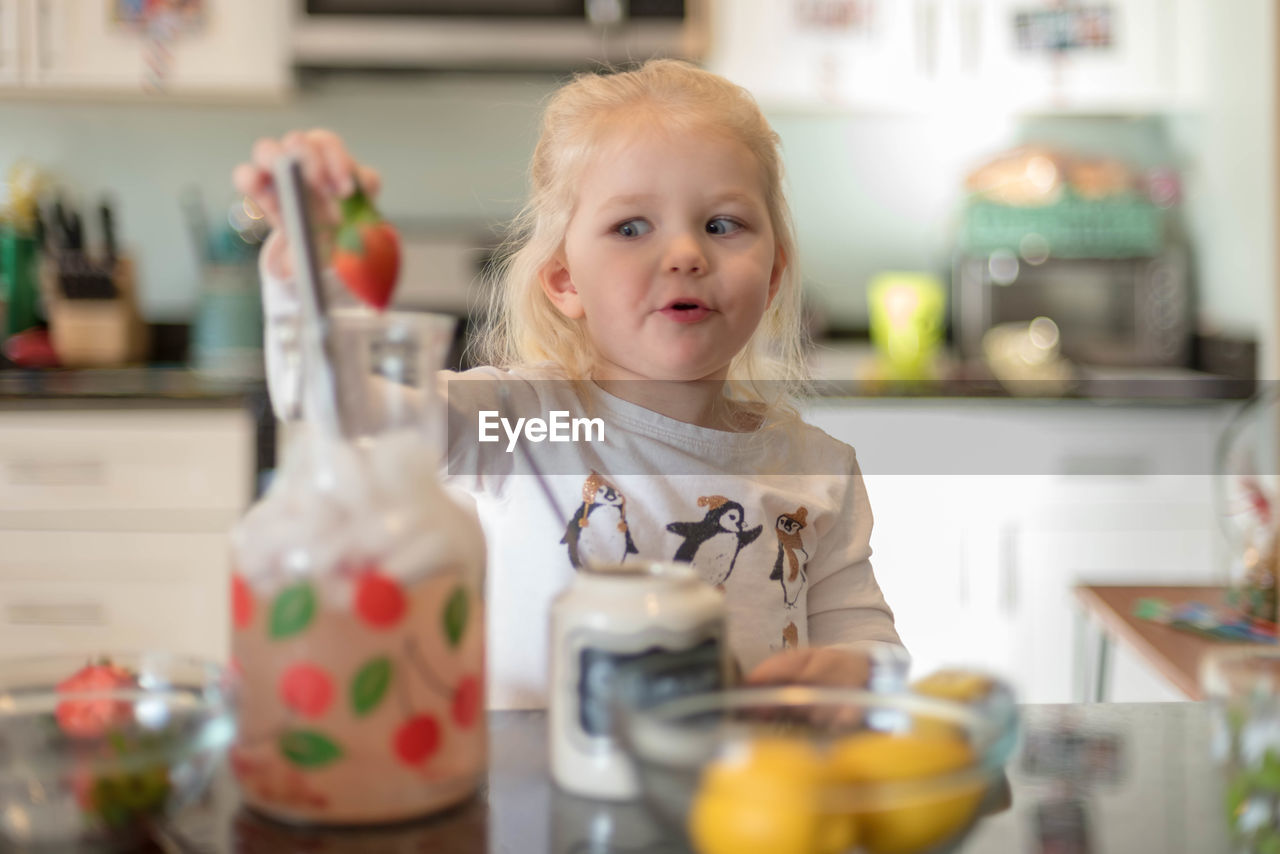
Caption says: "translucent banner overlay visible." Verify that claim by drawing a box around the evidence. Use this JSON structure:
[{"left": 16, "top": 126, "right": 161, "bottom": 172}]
[{"left": 444, "top": 378, "right": 1262, "bottom": 477}]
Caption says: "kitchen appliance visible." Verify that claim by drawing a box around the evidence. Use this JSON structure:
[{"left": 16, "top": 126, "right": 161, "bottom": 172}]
[
  {"left": 291, "top": 0, "right": 705, "bottom": 70},
  {"left": 952, "top": 246, "right": 1192, "bottom": 368}
]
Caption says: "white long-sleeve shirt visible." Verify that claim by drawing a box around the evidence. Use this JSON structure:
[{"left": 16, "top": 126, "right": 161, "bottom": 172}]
[{"left": 262, "top": 261, "right": 904, "bottom": 709}]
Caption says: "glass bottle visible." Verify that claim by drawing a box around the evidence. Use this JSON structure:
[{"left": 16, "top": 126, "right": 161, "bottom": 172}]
[{"left": 228, "top": 308, "right": 486, "bottom": 826}]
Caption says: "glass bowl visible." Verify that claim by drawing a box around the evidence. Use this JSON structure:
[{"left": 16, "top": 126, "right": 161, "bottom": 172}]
[
  {"left": 615, "top": 685, "right": 1018, "bottom": 854},
  {"left": 0, "top": 652, "right": 236, "bottom": 852}
]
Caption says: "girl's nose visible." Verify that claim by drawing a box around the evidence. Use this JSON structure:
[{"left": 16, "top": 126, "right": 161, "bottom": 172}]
[{"left": 663, "top": 232, "right": 708, "bottom": 275}]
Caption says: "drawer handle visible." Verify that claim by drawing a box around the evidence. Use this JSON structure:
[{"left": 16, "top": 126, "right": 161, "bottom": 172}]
[
  {"left": 6, "top": 459, "right": 105, "bottom": 486},
  {"left": 7, "top": 601, "right": 106, "bottom": 626}
]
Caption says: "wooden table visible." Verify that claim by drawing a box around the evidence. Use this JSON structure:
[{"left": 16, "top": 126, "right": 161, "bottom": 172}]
[{"left": 1073, "top": 584, "right": 1257, "bottom": 701}]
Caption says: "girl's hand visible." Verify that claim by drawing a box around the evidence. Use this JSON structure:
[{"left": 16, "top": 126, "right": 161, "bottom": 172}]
[
  {"left": 231, "top": 129, "right": 381, "bottom": 278},
  {"left": 745, "top": 647, "right": 871, "bottom": 689}
]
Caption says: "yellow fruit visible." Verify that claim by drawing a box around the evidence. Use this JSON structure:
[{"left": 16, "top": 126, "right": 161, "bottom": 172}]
[
  {"left": 688, "top": 738, "right": 834, "bottom": 854},
  {"left": 815, "top": 813, "right": 859, "bottom": 854},
  {"left": 827, "top": 731, "right": 983, "bottom": 854},
  {"left": 911, "top": 670, "right": 992, "bottom": 703}
]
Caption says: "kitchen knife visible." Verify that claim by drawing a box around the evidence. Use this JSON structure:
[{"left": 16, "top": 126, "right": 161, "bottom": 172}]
[
  {"left": 99, "top": 199, "right": 117, "bottom": 266},
  {"left": 66, "top": 209, "right": 83, "bottom": 252}
]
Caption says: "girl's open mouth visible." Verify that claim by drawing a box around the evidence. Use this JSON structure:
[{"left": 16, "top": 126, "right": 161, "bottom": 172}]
[{"left": 659, "top": 300, "right": 712, "bottom": 323}]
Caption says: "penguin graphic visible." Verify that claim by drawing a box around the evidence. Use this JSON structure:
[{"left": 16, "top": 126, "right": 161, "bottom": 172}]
[
  {"left": 561, "top": 471, "right": 638, "bottom": 569},
  {"left": 666, "top": 495, "right": 762, "bottom": 587},
  {"left": 770, "top": 506, "right": 809, "bottom": 607}
]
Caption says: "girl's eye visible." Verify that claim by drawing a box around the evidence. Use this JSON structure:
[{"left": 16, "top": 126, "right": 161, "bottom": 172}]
[
  {"left": 706, "top": 217, "right": 743, "bottom": 236},
  {"left": 614, "top": 219, "right": 651, "bottom": 238}
]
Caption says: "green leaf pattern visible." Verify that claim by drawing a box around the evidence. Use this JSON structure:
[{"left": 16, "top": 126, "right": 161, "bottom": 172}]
[
  {"left": 351, "top": 657, "right": 392, "bottom": 717},
  {"left": 443, "top": 586, "right": 468, "bottom": 648},
  {"left": 280, "top": 730, "right": 343, "bottom": 768},
  {"left": 269, "top": 583, "right": 316, "bottom": 640}
]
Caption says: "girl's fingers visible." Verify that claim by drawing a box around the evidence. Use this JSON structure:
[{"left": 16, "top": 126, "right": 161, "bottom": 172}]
[
  {"left": 356, "top": 165, "right": 382, "bottom": 199},
  {"left": 250, "top": 136, "right": 284, "bottom": 172},
  {"left": 238, "top": 130, "right": 378, "bottom": 240},
  {"left": 309, "top": 129, "right": 358, "bottom": 197},
  {"left": 744, "top": 650, "right": 808, "bottom": 685},
  {"left": 231, "top": 162, "right": 282, "bottom": 229}
]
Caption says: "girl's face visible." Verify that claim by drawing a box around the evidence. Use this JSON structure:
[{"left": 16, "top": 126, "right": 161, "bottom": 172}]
[{"left": 539, "top": 122, "right": 786, "bottom": 384}]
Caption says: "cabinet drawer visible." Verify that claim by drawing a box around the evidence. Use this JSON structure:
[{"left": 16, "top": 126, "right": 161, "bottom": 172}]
[
  {"left": 0, "top": 409, "right": 253, "bottom": 515},
  {"left": 0, "top": 529, "right": 230, "bottom": 662}
]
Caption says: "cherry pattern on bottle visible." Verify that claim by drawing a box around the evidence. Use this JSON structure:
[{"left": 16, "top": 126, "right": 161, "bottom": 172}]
[
  {"left": 279, "top": 663, "right": 335, "bottom": 719},
  {"left": 247, "top": 571, "right": 481, "bottom": 777},
  {"left": 354, "top": 569, "right": 407, "bottom": 629},
  {"left": 393, "top": 714, "right": 441, "bottom": 766},
  {"left": 231, "top": 572, "right": 255, "bottom": 629}
]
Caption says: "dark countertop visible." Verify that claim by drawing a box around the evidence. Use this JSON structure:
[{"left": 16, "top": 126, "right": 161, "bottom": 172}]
[
  {"left": 159, "top": 702, "right": 1227, "bottom": 854},
  {"left": 0, "top": 367, "right": 264, "bottom": 407},
  {"left": 807, "top": 343, "right": 1256, "bottom": 403}
]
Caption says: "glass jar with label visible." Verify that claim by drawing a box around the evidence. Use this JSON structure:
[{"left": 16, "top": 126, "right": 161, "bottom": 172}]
[
  {"left": 549, "top": 561, "right": 728, "bottom": 800},
  {"left": 229, "top": 309, "right": 487, "bottom": 826}
]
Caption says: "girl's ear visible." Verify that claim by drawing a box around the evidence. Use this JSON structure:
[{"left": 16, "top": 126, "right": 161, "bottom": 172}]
[
  {"left": 539, "top": 255, "right": 585, "bottom": 319},
  {"left": 765, "top": 242, "right": 788, "bottom": 308}
]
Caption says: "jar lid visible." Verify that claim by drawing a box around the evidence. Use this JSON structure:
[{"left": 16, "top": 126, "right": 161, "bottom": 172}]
[{"left": 580, "top": 560, "right": 698, "bottom": 582}]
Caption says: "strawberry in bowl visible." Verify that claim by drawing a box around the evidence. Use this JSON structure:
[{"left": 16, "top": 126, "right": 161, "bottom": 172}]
[
  {"left": 55, "top": 659, "right": 139, "bottom": 739},
  {"left": 0, "top": 653, "right": 235, "bottom": 849}
]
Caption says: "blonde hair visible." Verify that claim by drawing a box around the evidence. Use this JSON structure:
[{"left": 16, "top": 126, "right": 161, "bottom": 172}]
[{"left": 471, "top": 59, "right": 810, "bottom": 416}]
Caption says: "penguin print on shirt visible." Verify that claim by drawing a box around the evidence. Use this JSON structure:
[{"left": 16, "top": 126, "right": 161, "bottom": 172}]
[
  {"left": 770, "top": 507, "right": 809, "bottom": 608},
  {"left": 666, "top": 495, "right": 762, "bottom": 588},
  {"left": 560, "top": 471, "right": 638, "bottom": 569}
]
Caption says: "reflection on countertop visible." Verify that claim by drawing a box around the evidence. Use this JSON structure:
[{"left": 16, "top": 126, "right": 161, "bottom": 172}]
[
  {"left": 0, "top": 366, "right": 264, "bottom": 406},
  {"left": 807, "top": 341, "right": 1257, "bottom": 403}
]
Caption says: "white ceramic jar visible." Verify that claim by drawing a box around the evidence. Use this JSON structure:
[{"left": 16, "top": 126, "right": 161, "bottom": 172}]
[{"left": 548, "top": 561, "right": 728, "bottom": 800}]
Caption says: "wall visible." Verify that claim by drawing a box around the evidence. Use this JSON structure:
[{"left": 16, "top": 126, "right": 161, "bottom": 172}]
[
  {"left": 0, "top": 74, "right": 557, "bottom": 320},
  {"left": 1168, "top": 0, "right": 1276, "bottom": 376}
]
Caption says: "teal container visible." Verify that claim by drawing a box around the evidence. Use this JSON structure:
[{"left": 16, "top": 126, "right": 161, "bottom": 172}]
[
  {"left": 0, "top": 227, "right": 39, "bottom": 337},
  {"left": 958, "top": 191, "right": 1165, "bottom": 259},
  {"left": 191, "top": 263, "right": 263, "bottom": 378}
]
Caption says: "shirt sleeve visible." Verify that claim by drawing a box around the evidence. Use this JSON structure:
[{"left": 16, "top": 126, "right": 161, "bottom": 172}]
[{"left": 805, "top": 448, "right": 907, "bottom": 662}]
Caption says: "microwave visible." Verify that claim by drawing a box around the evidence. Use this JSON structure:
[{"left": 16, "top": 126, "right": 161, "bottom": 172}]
[
  {"left": 952, "top": 248, "right": 1193, "bottom": 368},
  {"left": 291, "top": 0, "right": 706, "bottom": 70}
]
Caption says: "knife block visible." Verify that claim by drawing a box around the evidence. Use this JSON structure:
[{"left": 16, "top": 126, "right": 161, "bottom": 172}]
[{"left": 41, "top": 254, "right": 148, "bottom": 367}]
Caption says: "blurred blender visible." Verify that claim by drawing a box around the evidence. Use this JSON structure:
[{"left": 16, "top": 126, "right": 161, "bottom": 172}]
[{"left": 867, "top": 271, "right": 945, "bottom": 381}]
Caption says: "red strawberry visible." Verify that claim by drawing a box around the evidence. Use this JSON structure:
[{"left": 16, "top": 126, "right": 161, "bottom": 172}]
[
  {"left": 333, "top": 185, "right": 400, "bottom": 310},
  {"left": 55, "top": 661, "right": 138, "bottom": 739}
]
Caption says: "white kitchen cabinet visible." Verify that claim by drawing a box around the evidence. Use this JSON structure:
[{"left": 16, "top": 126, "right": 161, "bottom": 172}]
[
  {"left": 707, "top": 0, "right": 927, "bottom": 111},
  {"left": 1, "top": 0, "right": 289, "bottom": 99},
  {"left": 0, "top": 406, "right": 254, "bottom": 663},
  {"left": 955, "top": 0, "right": 1203, "bottom": 113},
  {"left": 0, "top": 0, "right": 22, "bottom": 85},
  {"left": 709, "top": 0, "right": 1205, "bottom": 114},
  {"left": 804, "top": 398, "right": 1235, "bottom": 703}
]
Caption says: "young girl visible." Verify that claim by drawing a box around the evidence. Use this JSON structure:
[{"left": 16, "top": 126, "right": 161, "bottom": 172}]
[{"left": 234, "top": 59, "right": 905, "bottom": 709}]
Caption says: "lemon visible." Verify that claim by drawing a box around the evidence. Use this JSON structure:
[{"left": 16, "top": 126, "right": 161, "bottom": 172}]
[
  {"left": 689, "top": 738, "right": 843, "bottom": 854},
  {"left": 910, "top": 670, "right": 994, "bottom": 740},
  {"left": 911, "top": 670, "right": 993, "bottom": 703},
  {"left": 827, "top": 731, "right": 983, "bottom": 854}
]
